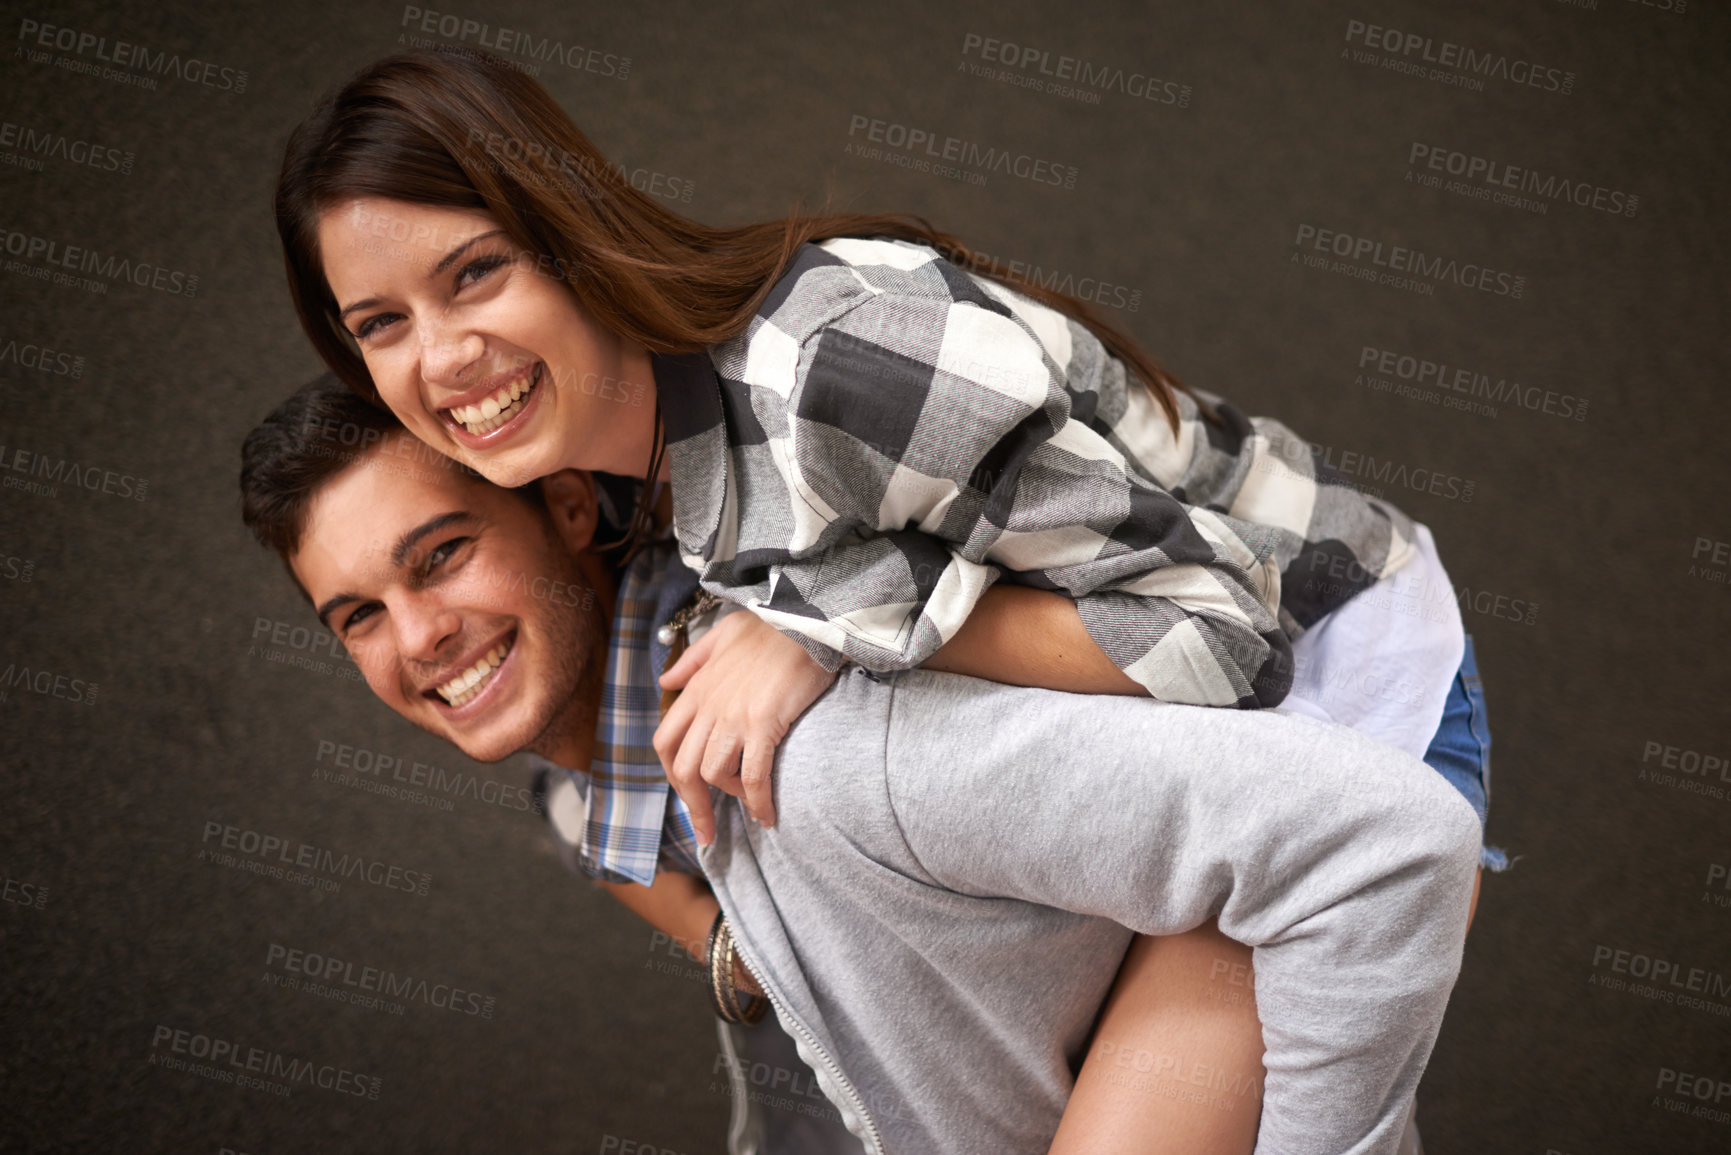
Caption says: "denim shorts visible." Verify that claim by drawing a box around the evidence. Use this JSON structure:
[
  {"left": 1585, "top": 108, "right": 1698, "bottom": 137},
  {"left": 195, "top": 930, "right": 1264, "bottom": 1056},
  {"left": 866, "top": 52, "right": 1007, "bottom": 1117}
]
[{"left": 1420, "top": 635, "right": 1510, "bottom": 872}]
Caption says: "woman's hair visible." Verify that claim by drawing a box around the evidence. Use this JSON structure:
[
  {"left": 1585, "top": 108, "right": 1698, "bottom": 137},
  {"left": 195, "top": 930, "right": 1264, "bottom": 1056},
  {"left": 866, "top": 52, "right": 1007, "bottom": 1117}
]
[{"left": 276, "top": 47, "right": 1206, "bottom": 432}]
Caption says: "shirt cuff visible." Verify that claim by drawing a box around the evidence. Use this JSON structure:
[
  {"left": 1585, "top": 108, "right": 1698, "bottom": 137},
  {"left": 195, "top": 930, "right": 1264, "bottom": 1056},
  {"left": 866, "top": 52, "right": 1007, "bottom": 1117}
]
[{"left": 788, "top": 631, "right": 847, "bottom": 673}]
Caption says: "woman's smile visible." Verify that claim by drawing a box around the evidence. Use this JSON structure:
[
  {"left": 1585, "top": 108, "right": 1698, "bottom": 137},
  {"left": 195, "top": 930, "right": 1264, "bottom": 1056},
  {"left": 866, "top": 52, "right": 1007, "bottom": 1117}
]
[
  {"left": 315, "top": 196, "right": 660, "bottom": 487},
  {"left": 440, "top": 359, "right": 545, "bottom": 443}
]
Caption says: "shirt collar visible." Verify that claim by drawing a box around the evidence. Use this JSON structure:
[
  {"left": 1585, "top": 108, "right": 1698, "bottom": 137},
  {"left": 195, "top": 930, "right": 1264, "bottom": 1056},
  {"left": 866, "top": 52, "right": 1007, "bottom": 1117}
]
[{"left": 528, "top": 539, "right": 690, "bottom": 885}]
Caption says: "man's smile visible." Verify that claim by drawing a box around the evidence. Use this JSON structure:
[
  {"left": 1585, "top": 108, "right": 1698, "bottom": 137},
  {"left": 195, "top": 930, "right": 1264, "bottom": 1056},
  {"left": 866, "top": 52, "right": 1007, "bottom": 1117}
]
[{"left": 424, "top": 629, "right": 518, "bottom": 710}]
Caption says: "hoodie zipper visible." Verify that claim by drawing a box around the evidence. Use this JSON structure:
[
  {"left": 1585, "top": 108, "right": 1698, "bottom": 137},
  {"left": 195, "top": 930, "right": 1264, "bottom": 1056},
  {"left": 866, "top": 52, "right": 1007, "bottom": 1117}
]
[{"left": 725, "top": 926, "right": 888, "bottom": 1155}]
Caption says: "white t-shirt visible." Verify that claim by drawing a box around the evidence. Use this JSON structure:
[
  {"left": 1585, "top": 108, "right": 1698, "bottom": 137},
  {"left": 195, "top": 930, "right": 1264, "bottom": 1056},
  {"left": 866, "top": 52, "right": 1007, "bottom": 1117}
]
[{"left": 1279, "top": 523, "right": 1464, "bottom": 760}]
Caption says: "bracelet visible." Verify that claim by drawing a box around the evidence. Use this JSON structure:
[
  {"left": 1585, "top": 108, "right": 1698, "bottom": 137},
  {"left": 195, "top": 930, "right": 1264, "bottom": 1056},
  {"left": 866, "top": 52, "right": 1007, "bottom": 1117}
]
[
  {"left": 705, "top": 910, "right": 768, "bottom": 1025},
  {"left": 705, "top": 909, "right": 733, "bottom": 1023},
  {"left": 656, "top": 590, "right": 722, "bottom": 647}
]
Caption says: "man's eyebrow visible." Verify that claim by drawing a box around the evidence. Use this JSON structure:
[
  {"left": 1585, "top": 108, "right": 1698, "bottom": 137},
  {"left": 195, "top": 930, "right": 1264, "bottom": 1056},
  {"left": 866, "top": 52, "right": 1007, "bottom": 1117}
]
[
  {"left": 312, "top": 510, "right": 478, "bottom": 630},
  {"left": 390, "top": 510, "right": 478, "bottom": 568},
  {"left": 335, "top": 230, "right": 506, "bottom": 321},
  {"left": 315, "top": 592, "right": 362, "bottom": 633}
]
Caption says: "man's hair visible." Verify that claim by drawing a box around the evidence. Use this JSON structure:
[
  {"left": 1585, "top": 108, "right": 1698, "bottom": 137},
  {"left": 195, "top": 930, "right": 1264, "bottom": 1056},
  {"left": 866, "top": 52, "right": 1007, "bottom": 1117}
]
[
  {"left": 240, "top": 374, "right": 631, "bottom": 563},
  {"left": 240, "top": 374, "right": 475, "bottom": 558}
]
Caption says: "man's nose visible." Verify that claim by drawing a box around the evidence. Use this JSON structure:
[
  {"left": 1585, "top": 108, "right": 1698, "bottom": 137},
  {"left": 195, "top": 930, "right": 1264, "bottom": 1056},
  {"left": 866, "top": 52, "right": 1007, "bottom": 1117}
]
[{"left": 393, "top": 593, "right": 462, "bottom": 664}]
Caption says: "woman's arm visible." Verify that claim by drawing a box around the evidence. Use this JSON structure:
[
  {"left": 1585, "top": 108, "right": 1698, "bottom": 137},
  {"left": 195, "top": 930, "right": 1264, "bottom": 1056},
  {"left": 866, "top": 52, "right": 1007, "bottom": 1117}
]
[
  {"left": 658, "top": 585, "right": 1135, "bottom": 839},
  {"left": 921, "top": 583, "right": 1143, "bottom": 695}
]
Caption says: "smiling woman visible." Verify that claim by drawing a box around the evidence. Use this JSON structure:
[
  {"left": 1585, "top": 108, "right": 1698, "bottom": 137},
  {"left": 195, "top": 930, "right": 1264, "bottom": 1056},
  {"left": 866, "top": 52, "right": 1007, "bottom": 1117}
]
[
  {"left": 313, "top": 200, "right": 657, "bottom": 489},
  {"left": 272, "top": 48, "right": 1197, "bottom": 528}
]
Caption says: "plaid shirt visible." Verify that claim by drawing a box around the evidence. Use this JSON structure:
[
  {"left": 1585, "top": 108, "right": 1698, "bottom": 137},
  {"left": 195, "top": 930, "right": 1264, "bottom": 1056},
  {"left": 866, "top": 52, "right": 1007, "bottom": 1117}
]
[
  {"left": 527, "top": 542, "right": 701, "bottom": 886},
  {"left": 656, "top": 236, "right": 1416, "bottom": 709}
]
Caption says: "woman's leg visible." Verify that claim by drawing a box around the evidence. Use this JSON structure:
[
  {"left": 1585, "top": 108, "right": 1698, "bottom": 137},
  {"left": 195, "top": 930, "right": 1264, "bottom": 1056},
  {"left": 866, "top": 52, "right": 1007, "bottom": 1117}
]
[
  {"left": 1050, "top": 923, "right": 1264, "bottom": 1155},
  {"left": 1051, "top": 867, "right": 1484, "bottom": 1155}
]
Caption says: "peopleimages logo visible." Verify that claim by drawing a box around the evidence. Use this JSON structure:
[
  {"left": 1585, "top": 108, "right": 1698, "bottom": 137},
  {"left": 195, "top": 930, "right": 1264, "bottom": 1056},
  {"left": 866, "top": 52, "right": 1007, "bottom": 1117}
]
[
  {"left": 0, "top": 335, "right": 83, "bottom": 377},
  {"left": 1407, "top": 143, "right": 1637, "bottom": 218},
  {"left": 397, "top": 6, "right": 629, "bottom": 79},
  {"left": 1357, "top": 345, "right": 1588, "bottom": 422},
  {"left": 0, "top": 444, "right": 148, "bottom": 501},
  {"left": 199, "top": 821, "right": 433, "bottom": 896},
  {"left": 1342, "top": 18, "right": 1575, "bottom": 94},
  {"left": 0, "top": 120, "right": 133, "bottom": 175},
  {"left": 149, "top": 1024, "right": 380, "bottom": 1100},
  {"left": 846, "top": 114, "right": 1078, "bottom": 189},
  {"left": 16, "top": 18, "right": 249, "bottom": 92},
  {"left": 1292, "top": 224, "right": 1524, "bottom": 300},
  {"left": 0, "top": 661, "right": 98, "bottom": 706},
  {"left": 264, "top": 941, "right": 497, "bottom": 1018},
  {"left": 0, "top": 227, "right": 196, "bottom": 296},
  {"left": 959, "top": 33, "right": 1191, "bottom": 108}
]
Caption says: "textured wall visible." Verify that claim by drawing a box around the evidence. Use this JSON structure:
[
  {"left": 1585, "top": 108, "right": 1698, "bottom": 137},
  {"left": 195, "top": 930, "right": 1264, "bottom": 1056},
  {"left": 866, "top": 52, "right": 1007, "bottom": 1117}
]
[{"left": 2, "top": 1, "right": 1727, "bottom": 1152}]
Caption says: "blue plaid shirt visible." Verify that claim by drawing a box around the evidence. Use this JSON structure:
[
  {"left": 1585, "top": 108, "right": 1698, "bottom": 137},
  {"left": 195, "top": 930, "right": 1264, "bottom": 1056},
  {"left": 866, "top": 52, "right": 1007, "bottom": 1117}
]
[{"left": 528, "top": 539, "right": 701, "bottom": 886}]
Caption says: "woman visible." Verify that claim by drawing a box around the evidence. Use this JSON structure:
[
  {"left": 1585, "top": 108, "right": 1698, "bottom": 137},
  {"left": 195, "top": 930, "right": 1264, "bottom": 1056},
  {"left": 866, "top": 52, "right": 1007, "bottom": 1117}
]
[{"left": 274, "top": 47, "right": 1502, "bottom": 1153}]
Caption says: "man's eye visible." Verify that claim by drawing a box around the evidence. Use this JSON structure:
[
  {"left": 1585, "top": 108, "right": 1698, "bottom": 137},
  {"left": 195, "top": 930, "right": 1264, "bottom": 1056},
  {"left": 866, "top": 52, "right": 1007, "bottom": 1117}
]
[
  {"left": 342, "top": 603, "right": 381, "bottom": 632},
  {"left": 425, "top": 537, "right": 470, "bottom": 571},
  {"left": 352, "top": 313, "right": 401, "bottom": 340},
  {"left": 455, "top": 254, "right": 507, "bottom": 290}
]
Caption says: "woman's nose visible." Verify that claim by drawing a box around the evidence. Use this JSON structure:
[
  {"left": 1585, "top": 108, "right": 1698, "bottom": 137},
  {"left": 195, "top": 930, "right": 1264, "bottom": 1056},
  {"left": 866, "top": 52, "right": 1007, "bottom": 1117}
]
[{"left": 418, "top": 310, "right": 483, "bottom": 388}]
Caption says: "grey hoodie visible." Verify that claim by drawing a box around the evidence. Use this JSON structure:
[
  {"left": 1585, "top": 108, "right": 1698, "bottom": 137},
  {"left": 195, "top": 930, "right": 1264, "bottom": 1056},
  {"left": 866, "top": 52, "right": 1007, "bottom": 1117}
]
[{"left": 700, "top": 666, "right": 1480, "bottom": 1155}]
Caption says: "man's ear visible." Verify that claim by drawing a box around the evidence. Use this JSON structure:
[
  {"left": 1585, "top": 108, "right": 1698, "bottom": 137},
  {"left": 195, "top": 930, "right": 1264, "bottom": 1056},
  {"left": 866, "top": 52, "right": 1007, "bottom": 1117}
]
[{"left": 540, "top": 469, "right": 600, "bottom": 554}]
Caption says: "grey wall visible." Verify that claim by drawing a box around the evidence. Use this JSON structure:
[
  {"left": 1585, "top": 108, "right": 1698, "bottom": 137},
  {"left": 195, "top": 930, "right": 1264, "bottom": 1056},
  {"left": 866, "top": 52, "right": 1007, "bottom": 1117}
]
[{"left": 2, "top": 1, "right": 1727, "bottom": 1152}]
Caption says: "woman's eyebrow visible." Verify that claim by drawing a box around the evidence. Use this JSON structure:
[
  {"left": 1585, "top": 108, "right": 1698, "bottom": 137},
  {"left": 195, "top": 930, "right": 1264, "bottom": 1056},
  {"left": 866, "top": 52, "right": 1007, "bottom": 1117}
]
[
  {"left": 338, "top": 296, "right": 380, "bottom": 322},
  {"left": 335, "top": 230, "right": 507, "bottom": 320},
  {"left": 431, "top": 229, "right": 506, "bottom": 276}
]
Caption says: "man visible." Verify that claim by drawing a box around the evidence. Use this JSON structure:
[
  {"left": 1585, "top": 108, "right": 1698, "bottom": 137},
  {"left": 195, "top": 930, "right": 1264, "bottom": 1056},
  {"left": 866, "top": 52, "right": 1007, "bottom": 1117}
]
[{"left": 240, "top": 378, "right": 1480, "bottom": 1155}]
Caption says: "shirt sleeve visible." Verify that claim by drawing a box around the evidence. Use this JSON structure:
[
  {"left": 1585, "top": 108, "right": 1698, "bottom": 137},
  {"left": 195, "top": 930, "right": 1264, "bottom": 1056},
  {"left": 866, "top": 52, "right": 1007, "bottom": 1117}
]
[{"left": 713, "top": 285, "right": 1293, "bottom": 708}]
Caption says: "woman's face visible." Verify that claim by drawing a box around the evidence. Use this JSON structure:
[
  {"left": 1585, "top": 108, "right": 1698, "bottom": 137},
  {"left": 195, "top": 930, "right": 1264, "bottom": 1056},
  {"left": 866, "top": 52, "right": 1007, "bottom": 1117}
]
[{"left": 317, "top": 197, "right": 656, "bottom": 488}]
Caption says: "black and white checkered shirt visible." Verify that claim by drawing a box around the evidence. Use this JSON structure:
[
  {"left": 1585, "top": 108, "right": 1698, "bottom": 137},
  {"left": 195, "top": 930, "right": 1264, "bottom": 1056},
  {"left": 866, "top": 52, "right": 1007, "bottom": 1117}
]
[{"left": 655, "top": 237, "right": 1415, "bottom": 708}]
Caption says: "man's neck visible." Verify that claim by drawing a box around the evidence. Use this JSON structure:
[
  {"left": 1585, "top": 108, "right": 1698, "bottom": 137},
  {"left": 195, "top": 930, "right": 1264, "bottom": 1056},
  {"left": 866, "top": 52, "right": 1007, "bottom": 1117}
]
[
  {"left": 537, "top": 680, "right": 602, "bottom": 772},
  {"left": 533, "top": 550, "right": 616, "bottom": 771}
]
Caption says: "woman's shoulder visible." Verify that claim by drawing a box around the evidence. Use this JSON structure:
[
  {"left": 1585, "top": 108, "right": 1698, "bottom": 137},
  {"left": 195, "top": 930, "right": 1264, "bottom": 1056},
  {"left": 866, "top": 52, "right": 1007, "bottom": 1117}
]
[{"left": 746, "top": 236, "right": 1025, "bottom": 345}]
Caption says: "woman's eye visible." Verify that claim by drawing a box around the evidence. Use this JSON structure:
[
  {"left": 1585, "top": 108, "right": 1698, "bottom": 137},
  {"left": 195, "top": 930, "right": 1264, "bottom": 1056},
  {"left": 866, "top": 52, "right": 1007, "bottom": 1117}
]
[
  {"left": 455, "top": 254, "right": 507, "bottom": 291},
  {"left": 353, "top": 313, "right": 400, "bottom": 340}
]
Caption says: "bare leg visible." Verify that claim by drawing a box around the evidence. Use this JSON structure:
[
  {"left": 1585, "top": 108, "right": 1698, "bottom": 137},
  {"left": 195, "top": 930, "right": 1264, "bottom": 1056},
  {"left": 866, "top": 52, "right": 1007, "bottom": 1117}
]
[
  {"left": 1050, "top": 922, "right": 1265, "bottom": 1155},
  {"left": 1051, "top": 869, "right": 1483, "bottom": 1154}
]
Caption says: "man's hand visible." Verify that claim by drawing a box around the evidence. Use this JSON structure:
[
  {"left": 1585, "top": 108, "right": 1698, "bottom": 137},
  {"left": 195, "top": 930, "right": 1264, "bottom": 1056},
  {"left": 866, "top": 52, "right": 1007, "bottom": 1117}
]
[{"left": 654, "top": 610, "right": 837, "bottom": 844}]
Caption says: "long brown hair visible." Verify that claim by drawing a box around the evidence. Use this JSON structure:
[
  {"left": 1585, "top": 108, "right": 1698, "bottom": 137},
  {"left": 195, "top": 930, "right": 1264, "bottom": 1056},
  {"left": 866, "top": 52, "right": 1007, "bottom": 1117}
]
[{"left": 276, "top": 47, "right": 1204, "bottom": 434}]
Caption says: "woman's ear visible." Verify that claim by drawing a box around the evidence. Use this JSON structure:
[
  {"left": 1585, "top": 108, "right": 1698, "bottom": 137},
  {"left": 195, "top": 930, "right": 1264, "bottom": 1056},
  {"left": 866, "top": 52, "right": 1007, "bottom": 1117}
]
[{"left": 540, "top": 469, "right": 600, "bottom": 554}]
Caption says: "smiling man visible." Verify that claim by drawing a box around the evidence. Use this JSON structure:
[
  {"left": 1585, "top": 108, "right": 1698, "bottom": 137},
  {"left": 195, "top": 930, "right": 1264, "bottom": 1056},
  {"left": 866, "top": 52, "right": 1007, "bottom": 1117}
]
[{"left": 239, "top": 377, "right": 1477, "bottom": 1155}]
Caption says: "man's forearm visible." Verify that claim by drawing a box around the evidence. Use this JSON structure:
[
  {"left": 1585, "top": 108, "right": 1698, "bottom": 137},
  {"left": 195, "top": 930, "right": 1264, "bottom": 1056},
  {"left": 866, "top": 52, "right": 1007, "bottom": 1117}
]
[
  {"left": 601, "top": 869, "right": 762, "bottom": 996},
  {"left": 923, "top": 584, "right": 1144, "bottom": 696},
  {"left": 603, "top": 869, "right": 719, "bottom": 961}
]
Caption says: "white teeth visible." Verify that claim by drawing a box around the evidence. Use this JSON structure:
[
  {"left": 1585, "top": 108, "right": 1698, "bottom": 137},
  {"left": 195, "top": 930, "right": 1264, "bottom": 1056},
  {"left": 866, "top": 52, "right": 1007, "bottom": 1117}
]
[
  {"left": 448, "top": 371, "right": 537, "bottom": 437},
  {"left": 434, "top": 640, "right": 512, "bottom": 706}
]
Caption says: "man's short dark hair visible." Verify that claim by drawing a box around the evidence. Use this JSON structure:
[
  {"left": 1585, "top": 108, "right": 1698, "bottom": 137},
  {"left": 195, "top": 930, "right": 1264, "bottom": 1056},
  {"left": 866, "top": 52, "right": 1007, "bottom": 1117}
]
[
  {"left": 239, "top": 375, "right": 633, "bottom": 564},
  {"left": 239, "top": 375, "right": 447, "bottom": 558}
]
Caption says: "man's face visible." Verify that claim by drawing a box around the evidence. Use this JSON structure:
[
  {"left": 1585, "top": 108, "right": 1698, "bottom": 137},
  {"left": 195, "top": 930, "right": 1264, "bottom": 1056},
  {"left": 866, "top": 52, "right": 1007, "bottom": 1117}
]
[{"left": 289, "top": 438, "right": 603, "bottom": 764}]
